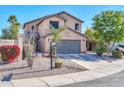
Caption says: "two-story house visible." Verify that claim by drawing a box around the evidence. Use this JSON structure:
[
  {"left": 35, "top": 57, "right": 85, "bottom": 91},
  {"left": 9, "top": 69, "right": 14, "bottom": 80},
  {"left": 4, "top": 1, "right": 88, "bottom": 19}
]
[{"left": 23, "top": 11, "right": 87, "bottom": 53}]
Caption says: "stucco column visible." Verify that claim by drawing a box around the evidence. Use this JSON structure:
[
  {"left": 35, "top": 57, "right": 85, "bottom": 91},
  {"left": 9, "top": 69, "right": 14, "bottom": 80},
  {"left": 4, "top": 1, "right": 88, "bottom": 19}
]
[
  {"left": 17, "top": 36, "right": 23, "bottom": 62},
  {"left": 81, "top": 39, "right": 87, "bottom": 53}
]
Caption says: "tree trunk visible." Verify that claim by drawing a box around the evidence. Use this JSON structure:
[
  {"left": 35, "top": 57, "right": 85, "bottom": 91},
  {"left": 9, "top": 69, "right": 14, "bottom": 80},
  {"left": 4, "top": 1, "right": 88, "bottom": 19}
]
[
  {"left": 27, "top": 57, "right": 33, "bottom": 68},
  {"left": 108, "top": 41, "right": 116, "bottom": 57},
  {"left": 107, "top": 42, "right": 111, "bottom": 56},
  {"left": 24, "top": 45, "right": 34, "bottom": 68},
  {"left": 54, "top": 47, "right": 57, "bottom": 57}
]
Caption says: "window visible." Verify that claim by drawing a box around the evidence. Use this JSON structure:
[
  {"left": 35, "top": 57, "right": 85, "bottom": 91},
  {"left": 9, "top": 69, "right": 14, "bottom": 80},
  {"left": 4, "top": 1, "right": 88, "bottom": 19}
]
[
  {"left": 31, "top": 26, "right": 34, "bottom": 30},
  {"left": 50, "top": 21, "right": 59, "bottom": 29},
  {"left": 75, "top": 23, "right": 80, "bottom": 30}
]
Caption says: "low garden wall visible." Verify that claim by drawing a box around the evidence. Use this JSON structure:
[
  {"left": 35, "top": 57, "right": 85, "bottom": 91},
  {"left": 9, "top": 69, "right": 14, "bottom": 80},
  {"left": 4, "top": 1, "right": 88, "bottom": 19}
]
[{"left": 0, "top": 37, "right": 23, "bottom": 62}]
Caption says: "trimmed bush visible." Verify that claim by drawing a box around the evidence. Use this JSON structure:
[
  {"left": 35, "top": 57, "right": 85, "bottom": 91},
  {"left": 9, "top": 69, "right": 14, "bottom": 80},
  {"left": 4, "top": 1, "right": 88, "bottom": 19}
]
[
  {"left": 112, "top": 50, "right": 123, "bottom": 59},
  {"left": 0, "top": 45, "right": 20, "bottom": 63},
  {"left": 94, "top": 39, "right": 107, "bottom": 56},
  {"left": 95, "top": 42, "right": 107, "bottom": 56},
  {"left": 55, "top": 59, "right": 63, "bottom": 68}
]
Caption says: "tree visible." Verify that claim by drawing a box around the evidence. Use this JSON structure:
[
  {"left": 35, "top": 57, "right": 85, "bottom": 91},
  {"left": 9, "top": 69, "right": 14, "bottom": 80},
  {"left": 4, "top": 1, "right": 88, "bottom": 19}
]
[
  {"left": 85, "top": 27, "right": 96, "bottom": 42},
  {"left": 8, "top": 15, "right": 17, "bottom": 25},
  {"left": 1, "top": 15, "right": 20, "bottom": 39},
  {"left": 23, "top": 31, "right": 40, "bottom": 68},
  {"left": 93, "top": 10, "right": 124, "bottom": 56},
  {"left": 1, "top": 28, "right": 10, "bottom": 39},
  {"left": 85, "top": 28, "right": 97, "bottom": 51},
  {"left": 50, "top": 27, "right": 65, "bottom": 56},
  {"left": 8, "top": 15, "right": 20, "bottom": 39},
  {"left": 51, "top": 27, "right": 65, "bottom": 44}
]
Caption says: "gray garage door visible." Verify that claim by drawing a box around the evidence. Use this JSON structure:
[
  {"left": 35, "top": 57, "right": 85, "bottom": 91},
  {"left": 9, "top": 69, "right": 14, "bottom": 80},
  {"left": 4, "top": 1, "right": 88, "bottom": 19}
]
[{"left": 57, "top": 40, "right": 81, "bottom": 53}]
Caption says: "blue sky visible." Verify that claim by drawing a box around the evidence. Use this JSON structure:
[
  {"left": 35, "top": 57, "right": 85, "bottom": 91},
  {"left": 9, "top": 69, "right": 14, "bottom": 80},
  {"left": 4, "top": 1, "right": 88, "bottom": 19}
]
[{"left": 0, "top": 5, "right": 124, "bottom": 35}]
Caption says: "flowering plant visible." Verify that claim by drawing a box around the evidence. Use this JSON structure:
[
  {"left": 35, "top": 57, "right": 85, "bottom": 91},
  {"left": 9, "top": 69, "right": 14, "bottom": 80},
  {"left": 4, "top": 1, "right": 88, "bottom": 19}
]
[{"left": 0, "top": 45, "right": 20, "bottom": 63}]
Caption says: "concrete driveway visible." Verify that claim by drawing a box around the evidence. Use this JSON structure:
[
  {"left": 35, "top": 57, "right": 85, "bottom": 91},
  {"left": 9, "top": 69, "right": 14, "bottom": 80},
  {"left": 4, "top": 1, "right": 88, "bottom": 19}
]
[
  {"left": 58, "top": 53, "right": 119, "bottom": 69},
  {"left": 58, "top": 53, "right": 117, "bottom": 62}
]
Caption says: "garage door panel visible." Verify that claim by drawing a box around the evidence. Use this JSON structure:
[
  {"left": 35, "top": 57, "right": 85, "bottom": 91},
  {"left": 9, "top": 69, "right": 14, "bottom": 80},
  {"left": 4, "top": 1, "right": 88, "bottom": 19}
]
[{"left": 57, "top": 40, "right": 80, "bottom": 53}]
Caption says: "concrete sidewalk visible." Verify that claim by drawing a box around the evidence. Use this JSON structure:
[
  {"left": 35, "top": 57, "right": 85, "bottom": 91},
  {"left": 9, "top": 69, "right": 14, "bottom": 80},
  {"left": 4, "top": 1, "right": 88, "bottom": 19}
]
[{"left": 0, "top": 59, "right": 124, "bottom": 87}]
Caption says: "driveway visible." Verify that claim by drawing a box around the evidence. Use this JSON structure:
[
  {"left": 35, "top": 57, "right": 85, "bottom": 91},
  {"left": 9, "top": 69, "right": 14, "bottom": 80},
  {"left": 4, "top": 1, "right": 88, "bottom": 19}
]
[
  {"left": 58, "top": 53, "right": 120, "bottom": 70},
  {"left": 58, "top": 53, "right": 117, "bottom": 62}
]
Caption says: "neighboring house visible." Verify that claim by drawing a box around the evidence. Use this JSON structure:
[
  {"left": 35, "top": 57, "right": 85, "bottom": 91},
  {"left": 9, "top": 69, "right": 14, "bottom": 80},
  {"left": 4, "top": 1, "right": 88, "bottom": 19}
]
[{"left": 23, "top": 11, "right": 87, "bottom": 53}]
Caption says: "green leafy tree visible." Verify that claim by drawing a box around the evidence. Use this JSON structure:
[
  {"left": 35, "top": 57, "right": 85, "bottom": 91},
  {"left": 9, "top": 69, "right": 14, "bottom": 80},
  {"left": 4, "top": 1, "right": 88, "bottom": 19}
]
[
  {"left": 93, "top": 10, "right": 124, "bottom": 56},
  {"left": 85, "top": 27, "right": 98, "bottom": 51},
  {"left": 1, "top": 15, "right": 20, "bottom": 39},
  {"left": 1, "top": 28, "right": 10, "bottom": 39},
  {"left": 85, "top": 27, "right": 96, "bottom": 42}
]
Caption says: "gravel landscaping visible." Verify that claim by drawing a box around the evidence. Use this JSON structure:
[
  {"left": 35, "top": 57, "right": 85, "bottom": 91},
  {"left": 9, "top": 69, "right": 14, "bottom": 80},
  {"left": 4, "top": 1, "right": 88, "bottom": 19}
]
[
  {"left": 0, "top": 52, "right": 121, "bottom": 81},
  {"left": 0, "top": 57, "right": 87, "bottom": 80}
]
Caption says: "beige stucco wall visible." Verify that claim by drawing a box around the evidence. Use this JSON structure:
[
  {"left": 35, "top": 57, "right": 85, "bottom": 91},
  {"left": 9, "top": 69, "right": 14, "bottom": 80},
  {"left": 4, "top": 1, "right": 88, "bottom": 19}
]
[
  {"left": 38, "top": 16, "right": 65, "bottom": 36},
  {"left": 44, "top": 28, "right": 87, "bottom": 53},
  {"left": 38, "top": 16, "right": 64, "bottom": 53},
  {"left": 24, "top": 20, "right": 41, "bottom": 31},
  {"left": 38, "top": 37, "right": 46, "bottom": 52},
  {"left": 24, "top": 14, "right": 86, "bottom": 53},
  {"left": 58, "top": 13, "right": 82, "bottom": 32},
  {"left": 24, "top": 13, "right": 82, "bottom": 33}
]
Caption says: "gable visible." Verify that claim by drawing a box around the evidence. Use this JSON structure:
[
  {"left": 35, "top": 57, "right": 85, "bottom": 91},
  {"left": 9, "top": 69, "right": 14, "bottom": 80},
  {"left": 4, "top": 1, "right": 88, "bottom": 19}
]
[
  {"left": 57, "top": 12, "right": 83, "bottom": 23},
  {"left": 57, "top": 11, "right": 83, "bottom": 23},
  {"left": 23, "top": 11, "right": 84, "bottom": 29},
  {"left": 24, "top": 20, "right": 41, "bottom": 31},
  {"left": 57, "top": 13, "right": 82, "bottom": 32},
  {"left": 61, "top": 27, "right": 86, "bottom": 40}
]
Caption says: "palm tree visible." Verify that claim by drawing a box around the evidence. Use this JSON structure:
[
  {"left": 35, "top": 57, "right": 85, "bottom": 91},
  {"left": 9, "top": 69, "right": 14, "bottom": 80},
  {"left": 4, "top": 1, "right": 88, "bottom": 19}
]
[
  {"left": 7, "top": 15, "right": 20, "bottom": 39},
  {"left": 8, "top": 15, "right": 17, "bottom": 25},
  {"left": 50, "top": 27, "right": 65, "bottom": 56}
]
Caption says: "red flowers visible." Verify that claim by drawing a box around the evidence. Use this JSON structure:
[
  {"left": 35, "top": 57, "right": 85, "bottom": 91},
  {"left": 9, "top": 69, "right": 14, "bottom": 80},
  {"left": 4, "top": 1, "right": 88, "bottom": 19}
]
[{"left": 0, "top": 45, "right": 20, "bottom": 63}]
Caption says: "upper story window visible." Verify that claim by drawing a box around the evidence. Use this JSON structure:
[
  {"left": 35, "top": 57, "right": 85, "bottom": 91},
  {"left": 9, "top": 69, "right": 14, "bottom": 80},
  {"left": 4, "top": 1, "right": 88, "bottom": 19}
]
[
  {"left": 75, "top": 23, "right": 80, "bottom": 30},
  {"left": 31, "top": 25, "right": 34, "bottom": 30},
  {"left": 50, "top": 21, "right": 59, "bottom": 29}
]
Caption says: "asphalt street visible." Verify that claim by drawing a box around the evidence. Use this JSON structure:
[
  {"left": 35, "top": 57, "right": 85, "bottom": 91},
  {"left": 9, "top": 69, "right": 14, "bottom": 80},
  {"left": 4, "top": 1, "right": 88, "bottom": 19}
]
[{"left": 63, "top": 71, "right": 124, "bottom": 87}]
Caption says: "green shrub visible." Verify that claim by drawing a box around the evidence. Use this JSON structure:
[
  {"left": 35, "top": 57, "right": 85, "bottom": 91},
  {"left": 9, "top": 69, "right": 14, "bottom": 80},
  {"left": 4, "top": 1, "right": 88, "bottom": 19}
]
[
  {"left": 112, "top": 50, "right": 123, "bottom": 59},
  {"left": 95, "top": 47, "right": 106, "bottom": 56},
  {"left": 95, "top": 41, "right": 107, "bottom": 56},
  {"left": 55, "top": 59, "right": 63, "bottom": 68}
]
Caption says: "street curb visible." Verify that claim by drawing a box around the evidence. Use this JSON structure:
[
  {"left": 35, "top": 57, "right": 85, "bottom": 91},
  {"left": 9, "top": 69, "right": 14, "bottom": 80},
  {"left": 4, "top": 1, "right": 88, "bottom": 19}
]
[{"left": 1, "top": 60, "right": 124, "bottom": 87}]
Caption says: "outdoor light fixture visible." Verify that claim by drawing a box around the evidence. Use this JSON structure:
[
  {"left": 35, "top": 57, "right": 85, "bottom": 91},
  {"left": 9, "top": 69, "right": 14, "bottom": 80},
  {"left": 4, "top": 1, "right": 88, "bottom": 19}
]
[
  {"left": 48, "top": 38, "right": 53, "bottom": 70},
  {"left": 48, "top": 38, "right": 56, "bottom": 70}
]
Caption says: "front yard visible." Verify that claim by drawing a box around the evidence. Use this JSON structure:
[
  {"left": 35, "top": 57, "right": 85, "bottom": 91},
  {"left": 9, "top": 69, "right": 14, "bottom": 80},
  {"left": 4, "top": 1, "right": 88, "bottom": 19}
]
[
  {"left": 0, "top": 52, "right": 123, "bottom": 81},
  {"left": 0, "top": 57, "right": 87, "bottom": 80}
]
